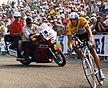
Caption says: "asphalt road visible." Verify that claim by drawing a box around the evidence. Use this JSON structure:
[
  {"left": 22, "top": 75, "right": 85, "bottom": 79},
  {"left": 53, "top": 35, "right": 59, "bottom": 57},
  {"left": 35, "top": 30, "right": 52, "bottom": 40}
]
[{"left": 0, "top": 54, "right": 108, "bottom": 88}]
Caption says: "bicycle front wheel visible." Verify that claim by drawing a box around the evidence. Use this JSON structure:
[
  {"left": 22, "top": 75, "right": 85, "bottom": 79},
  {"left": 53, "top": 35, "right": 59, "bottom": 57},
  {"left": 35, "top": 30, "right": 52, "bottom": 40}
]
[{"left": 82, "top": 58, "right": 96, "bottom": 88}]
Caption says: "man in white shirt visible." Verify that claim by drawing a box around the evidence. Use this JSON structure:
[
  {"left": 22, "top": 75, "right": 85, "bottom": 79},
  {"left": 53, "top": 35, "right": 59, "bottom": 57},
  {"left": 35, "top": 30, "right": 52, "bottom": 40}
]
[{"left": 21, "top": 17, "right": 43, "bottom": 60}]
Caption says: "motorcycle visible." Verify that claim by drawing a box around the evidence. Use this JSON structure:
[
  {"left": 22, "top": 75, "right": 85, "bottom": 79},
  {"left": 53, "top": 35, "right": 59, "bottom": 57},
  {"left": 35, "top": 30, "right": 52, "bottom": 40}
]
[{"left": 5, "top": 26, "right": 66, "bottom": 66}]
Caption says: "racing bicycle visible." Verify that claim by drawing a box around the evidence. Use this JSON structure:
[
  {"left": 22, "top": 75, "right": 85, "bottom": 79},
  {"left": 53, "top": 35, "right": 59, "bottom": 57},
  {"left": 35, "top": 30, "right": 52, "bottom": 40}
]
[{"left": 71, "top": 33, "right": 103, "bottom": 88}]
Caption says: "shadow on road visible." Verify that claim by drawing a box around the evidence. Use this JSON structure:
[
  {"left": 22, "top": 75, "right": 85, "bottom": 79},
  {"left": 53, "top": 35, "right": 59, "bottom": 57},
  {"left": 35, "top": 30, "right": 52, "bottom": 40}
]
[{"left": 0, "top": 64, "right": 63, "bottom": 69}]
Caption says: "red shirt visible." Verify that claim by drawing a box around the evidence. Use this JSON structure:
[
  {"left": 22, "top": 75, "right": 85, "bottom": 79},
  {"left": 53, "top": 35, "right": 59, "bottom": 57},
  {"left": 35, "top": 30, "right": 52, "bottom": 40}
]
[{"left": 10, "top": 20, "right": 24, "bottom": 36}]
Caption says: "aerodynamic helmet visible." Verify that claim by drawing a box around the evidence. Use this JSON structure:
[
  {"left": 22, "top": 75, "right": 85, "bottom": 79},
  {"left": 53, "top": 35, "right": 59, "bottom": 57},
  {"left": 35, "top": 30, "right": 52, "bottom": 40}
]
[{"left": 69, "top": 12, "right": 79, "bottom": 20}]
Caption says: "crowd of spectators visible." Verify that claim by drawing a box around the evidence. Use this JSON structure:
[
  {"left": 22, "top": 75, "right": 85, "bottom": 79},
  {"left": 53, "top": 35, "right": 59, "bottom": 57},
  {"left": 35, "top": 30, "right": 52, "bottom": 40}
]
[{"left": 0, "top": 0, "right": 108, "bottom": 41}]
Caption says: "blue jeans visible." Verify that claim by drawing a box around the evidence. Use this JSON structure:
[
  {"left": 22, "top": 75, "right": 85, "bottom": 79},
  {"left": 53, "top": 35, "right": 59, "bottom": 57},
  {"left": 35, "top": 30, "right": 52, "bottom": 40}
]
[{"left": 58, "top": 35, "right": 64, "bottom": 51}]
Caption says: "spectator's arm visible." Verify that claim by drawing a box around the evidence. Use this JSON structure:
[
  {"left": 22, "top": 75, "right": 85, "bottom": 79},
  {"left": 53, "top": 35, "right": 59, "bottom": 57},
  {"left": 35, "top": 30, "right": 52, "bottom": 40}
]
[{"left": 98, "top": 22, "right": 106, "bottom": 31}]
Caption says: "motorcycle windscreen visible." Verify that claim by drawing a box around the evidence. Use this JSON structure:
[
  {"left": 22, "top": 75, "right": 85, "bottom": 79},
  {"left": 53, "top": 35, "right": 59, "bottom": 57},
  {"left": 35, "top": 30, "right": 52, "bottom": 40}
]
[{"left": 39, "top": 26, "right": 57, "bottom": 40}]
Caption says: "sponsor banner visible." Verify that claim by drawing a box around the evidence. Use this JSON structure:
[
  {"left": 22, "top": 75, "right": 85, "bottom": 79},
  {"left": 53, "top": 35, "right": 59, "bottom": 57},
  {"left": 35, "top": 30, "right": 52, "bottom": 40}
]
[
  {"left": 57, "top": 34, "right": 108, "bottom": 56},
  {"left": 0, "top": 38, "right": 6, "bottom": 52}
]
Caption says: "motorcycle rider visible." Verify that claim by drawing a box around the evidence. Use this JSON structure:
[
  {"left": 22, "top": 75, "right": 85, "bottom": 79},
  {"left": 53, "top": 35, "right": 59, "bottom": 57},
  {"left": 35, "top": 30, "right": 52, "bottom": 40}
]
[{"left": 21, "top": 17, "right": 43, "bottom": 59}]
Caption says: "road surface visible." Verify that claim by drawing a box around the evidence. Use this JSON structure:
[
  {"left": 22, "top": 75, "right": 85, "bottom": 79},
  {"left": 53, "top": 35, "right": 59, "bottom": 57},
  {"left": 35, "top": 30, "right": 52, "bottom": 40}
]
[{"left": 0, "top": 54, "right": 108, "bottom": 88}]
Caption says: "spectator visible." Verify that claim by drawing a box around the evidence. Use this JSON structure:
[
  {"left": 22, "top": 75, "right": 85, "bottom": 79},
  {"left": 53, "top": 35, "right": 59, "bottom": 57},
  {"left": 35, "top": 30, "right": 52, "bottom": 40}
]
[
  {"left": 91, "top": 3, "right": 99, "bottom": 15},
  {"left": 91, "top": 13, "right": 97, "bottom": 17},
  {"left": 89, "top": 17, "right": 97, "bottom": 34},
  {"left": 78, "top": 11, "right": 86, "bottom": 17},
  {"left": 95, "top": 16, "right": 106, "bottom": 32},
  {"left": 99, "top": 0, "right": 105, "bottom": 16},
  {"left": 85, "top": 16, "right": 90, "bottom": 24},
  {"left": 103, "top": 15, "right": 108, "bottom": 31}
]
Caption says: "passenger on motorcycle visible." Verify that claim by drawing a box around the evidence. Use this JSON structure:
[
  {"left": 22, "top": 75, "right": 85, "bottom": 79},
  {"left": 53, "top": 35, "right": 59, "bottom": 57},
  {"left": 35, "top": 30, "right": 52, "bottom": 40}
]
[
  {"left": 9, "top": 12, "right": 24, "bottom": 58},
  {"left": 21, "top": 17, "right": 43, "bottom": 60}
]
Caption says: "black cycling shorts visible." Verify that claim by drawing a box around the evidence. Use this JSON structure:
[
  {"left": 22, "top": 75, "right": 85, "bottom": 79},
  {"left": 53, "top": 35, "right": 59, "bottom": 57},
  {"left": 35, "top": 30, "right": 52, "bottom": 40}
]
[{"left": 75, "top": 32, "right": 89, "bottom": 42}]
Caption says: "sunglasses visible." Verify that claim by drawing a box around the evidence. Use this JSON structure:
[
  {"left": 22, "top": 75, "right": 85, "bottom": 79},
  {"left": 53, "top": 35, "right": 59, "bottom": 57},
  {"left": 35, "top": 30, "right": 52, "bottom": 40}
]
[
  {"left": 70, "top": 19, "right": 77, "bottom": 22},
  {"left": 14, "top": 16, "right": 20, "bottom": 18}
]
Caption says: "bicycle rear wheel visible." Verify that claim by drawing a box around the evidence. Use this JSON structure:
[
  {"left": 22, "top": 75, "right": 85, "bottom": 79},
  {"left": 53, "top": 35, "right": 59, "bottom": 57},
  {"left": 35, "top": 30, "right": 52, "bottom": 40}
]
[{"left": 82, "top": 58, "right": 96, "bottom": 88}]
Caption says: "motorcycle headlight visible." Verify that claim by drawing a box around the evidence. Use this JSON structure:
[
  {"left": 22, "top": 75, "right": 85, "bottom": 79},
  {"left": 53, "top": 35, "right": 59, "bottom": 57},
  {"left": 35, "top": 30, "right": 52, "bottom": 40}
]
[
  {"left": 54, "top": 43, "right": 61, "bottom": 50},
  {"left": 51, "top": 38, "right": 56, "bottom": 44}
]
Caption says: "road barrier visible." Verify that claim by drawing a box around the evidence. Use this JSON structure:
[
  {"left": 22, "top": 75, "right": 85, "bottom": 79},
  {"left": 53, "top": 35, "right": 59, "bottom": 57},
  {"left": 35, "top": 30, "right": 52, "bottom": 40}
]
[{"left": 57, "top": 33, "right": 108, "bottom": 56}]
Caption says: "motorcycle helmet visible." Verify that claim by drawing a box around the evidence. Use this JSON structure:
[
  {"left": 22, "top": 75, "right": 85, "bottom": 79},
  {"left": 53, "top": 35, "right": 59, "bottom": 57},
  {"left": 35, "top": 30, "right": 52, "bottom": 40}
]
[
  {"left": 69, "top": 12, "right": 79, "bottom": 20},
  {"left": 14, "top": 12, "right": 21, "bottom": 17},
  {"left": 26, "top": 17, "right": 33, "bottom": 24}
]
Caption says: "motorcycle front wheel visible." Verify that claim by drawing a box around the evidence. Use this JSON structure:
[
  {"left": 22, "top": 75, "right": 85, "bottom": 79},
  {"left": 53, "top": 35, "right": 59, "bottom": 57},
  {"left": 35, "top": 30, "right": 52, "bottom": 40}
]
[{"left": 54, "top": 52, "right": 66, "bottom": 66}]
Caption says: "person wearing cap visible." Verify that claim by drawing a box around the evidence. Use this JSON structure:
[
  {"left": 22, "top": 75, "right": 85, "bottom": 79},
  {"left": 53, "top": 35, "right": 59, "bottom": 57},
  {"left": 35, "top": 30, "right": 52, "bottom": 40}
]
[
  {"left": 99, "top": 0, "right": 105, "bottom": 16},
  {"left": 94, "top": 16, "right": 106, "bottom": 32},
  {"left": 78, "top": 11, "right": 86, "bottom": 17},
  {"left": 91, "top": 13, "right": 97, "bottom": 17},
  {"left": 21, "top": 17, "right": 43, "bottom": 59},
  {"left": 9, "top": 12, "right": 24, "bottom": 58},
  {"left": 89, "top": 17, "right": 97, "bottom": 32},
  {"left": 91, "top": 3, "right": 99, "bottom": 15},
  {"left": 85, "top": 16, "right": 90, "bottom": 24}
]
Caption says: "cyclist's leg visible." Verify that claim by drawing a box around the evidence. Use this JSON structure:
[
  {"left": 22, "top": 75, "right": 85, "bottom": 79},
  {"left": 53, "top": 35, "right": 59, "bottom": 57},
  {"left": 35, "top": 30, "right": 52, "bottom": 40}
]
[
  {"left": 74, "top": 33, "right": 87, "bottom": 60},
  {"left": 77, "top": 33, "right": 105, "bottom": 80},
  {"left": 89, "top": 45, "right": 101, "bottom": 69},
  {"left": 89, "top": 44, "right": 105, "bottom": 80},
  {"left": 74, "top": 48, "right": 84, "bottom": 60}
]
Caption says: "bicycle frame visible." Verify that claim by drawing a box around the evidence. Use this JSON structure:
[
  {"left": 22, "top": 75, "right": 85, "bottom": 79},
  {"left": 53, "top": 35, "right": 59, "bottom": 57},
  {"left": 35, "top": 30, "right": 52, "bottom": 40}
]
[{"left": 72, "top": 33, "right": 97, "bottom": 88}]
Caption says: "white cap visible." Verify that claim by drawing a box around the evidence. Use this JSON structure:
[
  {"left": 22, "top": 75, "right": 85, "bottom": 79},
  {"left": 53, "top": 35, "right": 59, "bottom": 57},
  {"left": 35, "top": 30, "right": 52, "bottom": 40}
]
[
  {"left": 91, "top": 13, "right": 96, "bottom": 17},
  {"left": 89, "top": 17, "right": 97, "bottom": 22},
  {"left": 106, "top": 15, "right": 108, "bottom": 18},
  {"left": 59, "top": 10, "right": 63, "bottom": 12},
  {"left": 54, "top": 19, "right": 57, "bottom": 22},
  {"left": 14, "top": 12, "right": 21, "bottom": 17},
  {"left": 86, "top": 16, "right": 89, "bottom": 19},
  {"left": 78, "top": 11, "right": 85, "bottom": 16},
  {"left": 55, "top": 7, "right": 59, "bottom": 10}
]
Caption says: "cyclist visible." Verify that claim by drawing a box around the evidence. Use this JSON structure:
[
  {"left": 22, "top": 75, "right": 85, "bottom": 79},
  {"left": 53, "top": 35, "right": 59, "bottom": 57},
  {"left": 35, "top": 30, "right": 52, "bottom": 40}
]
[{"left": 66, "top": 12, "right": 105, "bottom": 81}]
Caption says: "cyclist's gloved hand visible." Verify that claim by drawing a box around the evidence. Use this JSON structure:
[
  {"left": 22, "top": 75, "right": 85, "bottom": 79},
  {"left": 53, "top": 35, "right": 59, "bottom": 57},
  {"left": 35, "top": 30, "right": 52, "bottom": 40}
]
[
  {"left": 67, "top": 48, "right": 73, "bottom": 55},
  {"left": 88, "top": 40, "right": 93, "bottom": 46}
]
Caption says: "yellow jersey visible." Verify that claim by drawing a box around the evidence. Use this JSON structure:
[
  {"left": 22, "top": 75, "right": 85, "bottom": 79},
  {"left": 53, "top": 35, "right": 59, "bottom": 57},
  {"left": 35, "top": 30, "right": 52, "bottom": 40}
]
[{"left": 66, "top": 17, "right": 89, "bottom": 35}]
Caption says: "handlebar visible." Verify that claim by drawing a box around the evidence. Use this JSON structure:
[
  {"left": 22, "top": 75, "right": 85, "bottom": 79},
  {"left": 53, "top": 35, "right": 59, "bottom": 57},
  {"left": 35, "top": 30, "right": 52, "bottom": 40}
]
[{"left": 72, "top": 33, "right": 86, "bottom": 49}]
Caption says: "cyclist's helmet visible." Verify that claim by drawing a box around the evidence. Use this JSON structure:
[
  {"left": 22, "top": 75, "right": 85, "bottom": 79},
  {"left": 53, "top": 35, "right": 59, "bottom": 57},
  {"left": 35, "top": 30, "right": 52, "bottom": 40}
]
[
  {"left": 69, "top": 12, "right": 79, "bottom": 20},
  {"left": 14, "top": 12, "right": 21, "bottom": 17},
  {"left": 26, "top": 17, "right": 33, "bottom": 24}
]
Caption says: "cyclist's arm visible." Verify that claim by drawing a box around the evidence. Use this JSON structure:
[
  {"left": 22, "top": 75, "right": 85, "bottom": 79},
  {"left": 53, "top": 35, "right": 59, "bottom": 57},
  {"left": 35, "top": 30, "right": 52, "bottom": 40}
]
[
  {"left": 85, "top": 26, "right": 93, "bottom": 41},
  {"left": 82, "top": 17, "right": 93, "bottom": 41},
  {"left": 67, "top": 35, "right": 72, "bottom": 48},
  {"left": 66, "top": 23, "right": 73, "bottom": 48}
]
